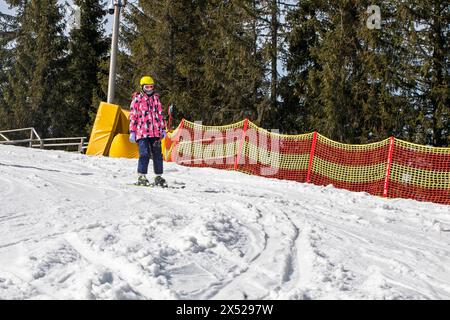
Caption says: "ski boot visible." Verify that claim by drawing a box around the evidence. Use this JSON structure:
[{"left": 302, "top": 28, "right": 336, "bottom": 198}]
[
  {"left": 136, "top": 174, "right": 151, "bottom": 186},
  {"left": 154, "top": 175, "right": 168, "bottom": 188}
]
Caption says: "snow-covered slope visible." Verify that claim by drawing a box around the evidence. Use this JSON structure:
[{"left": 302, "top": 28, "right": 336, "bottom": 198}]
[{"left": 0, "top": 145, "right": 449, "bottom": 300}]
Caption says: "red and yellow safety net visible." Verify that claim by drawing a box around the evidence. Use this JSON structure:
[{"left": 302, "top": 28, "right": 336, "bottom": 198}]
[{"left": 167, "top": 119, "right": 450, "bottom": 205}]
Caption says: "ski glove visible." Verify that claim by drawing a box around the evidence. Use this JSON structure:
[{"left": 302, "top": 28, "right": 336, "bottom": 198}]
[{"left": 129, "top": 131, "right": 136, "bottom": 143}]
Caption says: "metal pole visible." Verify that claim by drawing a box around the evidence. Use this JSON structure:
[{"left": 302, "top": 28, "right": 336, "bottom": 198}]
[
  {"left": 29, "top": 129, "right": 33, "bottom": 148},
  {"left": 107, "top": 1, "right": 122, "bottom": 104}
]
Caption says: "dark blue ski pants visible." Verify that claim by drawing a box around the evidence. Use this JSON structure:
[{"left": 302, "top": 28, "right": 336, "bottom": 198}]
[{"left": 137, "top": 137, "right": 163, "bottom": 175}]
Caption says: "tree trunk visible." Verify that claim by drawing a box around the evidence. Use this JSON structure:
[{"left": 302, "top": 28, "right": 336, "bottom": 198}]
[
  {"left": 430, "top": 0, "right": 445, "bottom": 146},
  {"left": 270, "top": 0, "right": 278, "bottom": 113}
]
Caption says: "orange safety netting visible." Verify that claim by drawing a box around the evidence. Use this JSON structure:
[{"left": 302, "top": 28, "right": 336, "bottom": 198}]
[{"left": 167, "top": 119, "right": 450, "bottom": 205}]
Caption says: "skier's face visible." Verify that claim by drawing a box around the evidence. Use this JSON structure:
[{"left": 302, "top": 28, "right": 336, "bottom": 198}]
[{"left": 143, "top": 84, "right": 154, "bottom": 95}]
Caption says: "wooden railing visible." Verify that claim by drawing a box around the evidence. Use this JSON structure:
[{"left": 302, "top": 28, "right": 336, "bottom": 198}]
[{"left": 0, "top": 128, "right": 88, "bottom": 153}]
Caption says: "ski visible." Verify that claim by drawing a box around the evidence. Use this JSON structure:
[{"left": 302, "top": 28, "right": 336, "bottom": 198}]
[{"left": 127, "top": 182, "right": 186, "bottom": 190}]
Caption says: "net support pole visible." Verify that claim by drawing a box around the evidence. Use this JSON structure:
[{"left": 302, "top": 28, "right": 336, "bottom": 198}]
[
  {"left": 383, "top": 137, "right": 395, "bottom": 197},
  {"left": 306, "top": 132, "right": 318, "bottom": 183},
  {"left": 235, "top": 119, "right": 249, "bottom": 171}
]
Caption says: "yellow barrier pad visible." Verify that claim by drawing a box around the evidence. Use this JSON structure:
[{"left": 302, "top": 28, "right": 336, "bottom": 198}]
[
  {"left": 86, "top": 102, "right": 121, "bottom": 156},
  {"left": 109, "top": 134, "right": 139, "bottom": 159},
  {"left": 116, "top": 109, "right": 130, "bottom": 134}
]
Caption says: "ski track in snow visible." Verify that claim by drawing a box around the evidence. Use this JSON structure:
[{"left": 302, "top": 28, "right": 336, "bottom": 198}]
[{"left": 0, "top": 145, "right": 449, "bottom": 300}]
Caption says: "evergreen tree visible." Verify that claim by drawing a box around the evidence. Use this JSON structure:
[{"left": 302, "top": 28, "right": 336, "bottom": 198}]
[
  {"left": 66, "top": 0, "right": 109, "bottom": 137},
  {"left": 308, "top": 0, "right": 387, "bottom": 143},
  {"left": 251, "top": 0, "right": 283, "bottom": 127},
  {"left": 282, "top": 1, "right": 408, "bottom": 143},
  {"left": 101, "top": 0, "right": 198, "bottom": 119},
  {"left": 0, "top": 10, "right": 17, "bottom": 130},
  {"left": 115, "top": 1, "right": 270, "bottom": 126},
  {"left": 198, "top": 0, "right": 266, "bottom": 124},
  {"left": 269, "top": 0, "right": 279, "bottom": 121},
  {"left": 4, "top": 0, "right": 67, "bottom": 138},
  {"left": 355, "top": 1, "right": 414, "bottom": 143},
  {"left": 398, "top": 1, "right": 449, "bottom": 146},
  {"left": 95, "top": 2, "right": 157, "bottom": 109},
  {"left": 281, "top": 0, "right": 449, "bottom": 145},
  {"left": 280, "top": 0, "right": 327, "bottom": 134}
]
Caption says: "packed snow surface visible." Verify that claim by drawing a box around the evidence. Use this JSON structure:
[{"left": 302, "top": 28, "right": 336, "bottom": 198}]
[{"left": 0, "top": 145, "right": 449, "bottom": 300}]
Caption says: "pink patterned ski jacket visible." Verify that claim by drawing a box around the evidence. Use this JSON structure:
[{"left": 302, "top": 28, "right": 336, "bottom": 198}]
[{"left": 129, "top": 92, "right": 167, "bottom": 140}]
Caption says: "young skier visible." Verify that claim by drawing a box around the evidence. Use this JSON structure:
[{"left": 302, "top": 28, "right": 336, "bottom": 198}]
[{"left": 129, "top": 76, "right": 168, "bottom": 187}]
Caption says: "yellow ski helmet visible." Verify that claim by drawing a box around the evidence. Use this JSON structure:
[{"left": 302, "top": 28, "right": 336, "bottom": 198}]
[{"left": 140, "top": 76, "right": 154, "bottom": 86}]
